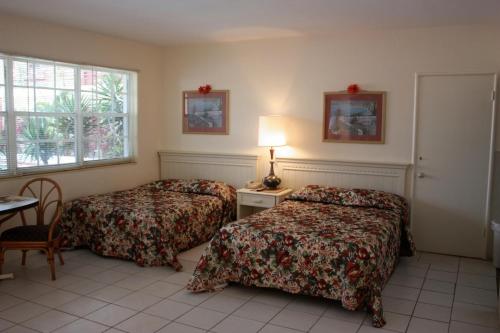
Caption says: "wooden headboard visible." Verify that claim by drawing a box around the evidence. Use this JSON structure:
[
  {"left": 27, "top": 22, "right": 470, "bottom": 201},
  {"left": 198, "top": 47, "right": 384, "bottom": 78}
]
[
  {"left": 275, "top": 157, "right": 410, "bottom": 197},
  {"left": 158, "top": 151, "right": 261, "bottom": 189}
]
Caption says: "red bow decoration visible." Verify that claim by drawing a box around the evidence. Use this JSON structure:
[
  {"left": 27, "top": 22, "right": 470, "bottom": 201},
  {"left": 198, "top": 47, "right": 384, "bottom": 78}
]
[
  {"left": 347, "top": 84, "right": 360, "bottom": 94},
  {"left": 198, "top": 84, "right": 212, "bottom": 94}
]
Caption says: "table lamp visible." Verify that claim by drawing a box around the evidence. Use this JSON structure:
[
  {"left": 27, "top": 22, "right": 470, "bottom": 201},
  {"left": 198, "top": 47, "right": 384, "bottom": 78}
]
[{"left": 258, "top": 115, "right": 287, "bottom": 189}]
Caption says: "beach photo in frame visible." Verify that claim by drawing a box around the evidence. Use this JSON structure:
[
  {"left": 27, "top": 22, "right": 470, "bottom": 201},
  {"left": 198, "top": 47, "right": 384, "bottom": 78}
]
[
  {"left": 182, "top": 90, "right": 229, "bottom": 134},
  {"left": 323, "top": 91, "right": 385, "bottom": 143}
]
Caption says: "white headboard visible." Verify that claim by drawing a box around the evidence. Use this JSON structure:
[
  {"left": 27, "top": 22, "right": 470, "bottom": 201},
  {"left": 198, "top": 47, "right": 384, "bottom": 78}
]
[
  {"left": 158, "top": 151, "right": 261, "bottom": 189},
  {"left": 275, "top": 157, "right": 410, "bottom": 197}
]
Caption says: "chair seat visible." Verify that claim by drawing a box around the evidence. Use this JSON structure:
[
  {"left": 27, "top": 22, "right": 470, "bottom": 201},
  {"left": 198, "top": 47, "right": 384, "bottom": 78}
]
[{"left": 0, "top": 225, "right": 60, "bottom": 242}]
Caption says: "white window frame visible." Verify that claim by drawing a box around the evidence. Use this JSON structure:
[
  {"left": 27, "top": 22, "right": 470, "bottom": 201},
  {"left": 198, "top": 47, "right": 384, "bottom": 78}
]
[{"left": 0, "top": 53, "right": 137, "bottom": 178}]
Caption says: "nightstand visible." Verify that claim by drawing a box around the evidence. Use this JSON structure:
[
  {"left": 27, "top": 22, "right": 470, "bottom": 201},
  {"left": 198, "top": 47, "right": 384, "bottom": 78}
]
[{"left": 236, "top": 188, "right": 293, "bottom": 219}]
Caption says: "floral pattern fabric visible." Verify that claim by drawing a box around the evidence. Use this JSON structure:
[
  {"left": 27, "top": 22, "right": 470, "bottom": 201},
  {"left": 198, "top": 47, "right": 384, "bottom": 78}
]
[
  {"left": 61, "top": 179, "right": 236, "bottom": 270},
  {"left": 187, "top": 185, "right": 415, "bottom": 327}
]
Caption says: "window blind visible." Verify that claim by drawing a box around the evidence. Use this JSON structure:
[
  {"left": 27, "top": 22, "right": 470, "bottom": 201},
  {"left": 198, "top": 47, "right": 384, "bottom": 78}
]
[{"left": 0, "top": 53, "right": 137, "bottom": 177}]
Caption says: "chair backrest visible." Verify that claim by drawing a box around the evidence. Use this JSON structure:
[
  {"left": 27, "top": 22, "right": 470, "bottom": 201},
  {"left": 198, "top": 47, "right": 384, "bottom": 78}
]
[{"left": 18, "top": 177, "right": 62, "bottom": 227}]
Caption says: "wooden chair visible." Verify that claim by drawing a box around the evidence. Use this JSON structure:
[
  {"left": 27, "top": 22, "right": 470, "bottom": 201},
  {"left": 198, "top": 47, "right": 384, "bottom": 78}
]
[{"left": 0, "top": 177, "right": 64, "bottom": 280}]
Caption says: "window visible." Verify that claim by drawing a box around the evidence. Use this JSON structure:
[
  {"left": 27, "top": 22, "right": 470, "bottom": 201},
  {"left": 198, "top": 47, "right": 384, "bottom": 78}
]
[{"left": 0, "top": 53, "right": 137, "bottom": 177}]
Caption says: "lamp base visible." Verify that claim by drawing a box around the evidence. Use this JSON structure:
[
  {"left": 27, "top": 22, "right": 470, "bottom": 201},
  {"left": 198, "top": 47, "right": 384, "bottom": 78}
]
[
  {"left": 263, "top": 174, "right": 281, "bottom": 189},
  {"left": 263, "top": 160, "right": 281, "bottom": 189}
]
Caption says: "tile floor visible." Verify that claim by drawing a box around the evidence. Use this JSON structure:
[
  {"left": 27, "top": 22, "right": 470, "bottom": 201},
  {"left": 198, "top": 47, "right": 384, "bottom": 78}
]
[{"left": 0, "top": 250, "right": 497, "bottom": 333}]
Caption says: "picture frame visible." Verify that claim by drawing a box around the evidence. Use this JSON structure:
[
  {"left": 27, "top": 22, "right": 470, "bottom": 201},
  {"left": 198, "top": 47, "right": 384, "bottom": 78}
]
[
  {"left": 323, "top": 91, "right": 385, "bottom": 143},
  {"left": 182, "top": 90, "right": 229, "bottom": 134}
]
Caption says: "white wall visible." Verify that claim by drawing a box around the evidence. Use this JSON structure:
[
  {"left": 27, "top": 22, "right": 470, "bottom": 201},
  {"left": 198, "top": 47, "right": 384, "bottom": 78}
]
[
  {"left": 163, "top": 25, "right": 500, "bottom": 162},
  {"left": 0, "top": 14, "right": 165, "bottom": 212},
  {"left": 162, "top": 25, "right": 500, "bottom": 258}
]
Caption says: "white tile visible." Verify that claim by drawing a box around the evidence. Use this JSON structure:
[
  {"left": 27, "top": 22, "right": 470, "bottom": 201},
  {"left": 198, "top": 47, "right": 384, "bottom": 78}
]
[
  {"left": 114, "top": 291, "right": 162, "bottom": 310},
  {"left": 454, "top": 285, "right": 497, "bottom": 307},
  {"left": 218, "top": 285, "right": 259, "bottom": 300},
  {"left": 0, "top": 293, "right": 24, "bottom": 311},
  {"left": 140, "top": 281, "right": 183, "bottom": 298},
  {"left": 407, "top": 317, "right": 449, "bottom": 333},
  {"left": 311, "top": 316, "right": 359, "bottom": 333},
  {"left": 451, "top": 302, "right": 499, "bottom": 328},
  {"left": 459, "top": 258, "right": 496, "bottom": 277},
  {"left": 252, "top": 289, "right": 295, "bottom": 308},
  {"left": 270, "top": 309, "right": 320, "bottom": 331},
  {"left": 358, "top": 326, "right": 400, "bottom": 333},
  {"left": 426, "top": 270, "right": 457, "bottom": 283},
  {"left": 116, "top": 312, "right": 169, "bottom": 333},
  {"left": 62, "top": 279, "right": 107, "bottom": 295},
  {"left": 23, "top": 310, "right": 78, "bottom": 333},
  {"left": 56, "top": 296, "right": 108, "bottom": 317},
  {"left": 233, "top": 300, "right": 282, "bottom": 322},
  {"left": 0, "top": 278, "right": 32, "bottom": 293},
  {"left": 25, "top": 267, "right": 67, "bottom": 284},
  {"left": 449, "top": 320, "right": 500, "bottom": 333},
  {"left": 85, "top": 304, "right": 137, "bottom": 326},
  {"left": 2, "top": 326, "right": 40, "bottom": 333},
  {"left": 135, "top": 267, "right": 175, "bottom": 280},
  {"left": 69, "top": 264, "right": 107, "bottom": 278},
  {"left": 399, "top": 254, "right": 422, "bottom": 264},
  {"left": 399, "top": 259, "right": 429, "bottom": 270},
  {"left": 364, "top": 312, "right": 410, "bottom": 332},
  {"left": 200, "top": 294, "right": 247, "bottom": 314},
  {"left": 32, "top": 289, "right": 80, "bottom": 308},
  {"left": 418, "top": 290, "right": 453, "bottom": 307},
  {"left": 0, "top": 301, "right": 49, "bottom": 323},
  {"left": 429, "top": 262, "right": 459, "bottom": 273},
  {"left": 169, "top": 289, "right": 214, "bottom": 306},
  {"left": 382, "top": 284, "right": 420, "bottom": 301},
  {"left": 381, "top": 296, "right": 416, "bottom": 315},
  {"left": 420, "top": 253, "right": 459, "bottom": 266},
  {"left": 285, "top": 296, "right": 328, "bottom": 315},
  {"left": 39, "top": 274, "right": 89, "bottom": 289},
  {"left": 115, "top": 275, "right": 158, "bottom": 291},
  {"left": 83, "top": 256, "right": 123, "bottom": 269},
  {"left": 413, "top": 303, "right": 451, "bottom": 322},
  {"left": 422, "top": 279, "right": 455, "bottom": 294},
  {"left": 88, "top": 285, "right": 132, "bottom": 302},
  {"left": 259, "top": 324, "right": 303, "bottom": 333},
  {"left": 111, "top": 262, "right": 146, "bottom": 275},
  {"left": 89, "top": 270, "right": 129, "bottom": 284},
  {"left": 4, "top": 281, "right": 55, "bottom": 300},
  {"left": 157, "top": 322, "right": 205, "bottom": 333},
  {"left": 164, "top": 272, "right": 192, "bottom": 286},
  {"left": 176, "top": 307, "right": 227, "bottom": 330},
  {"left": 212, "top": 315, "right": 264, "bottom": 333},
  {"left": 0, "top": 318, "right": 14, "bottom": 331},
  {"left": 457, "top": 273, "right": 496, "bottom": 291},
  {"left": 322, "top": 304, "right": 367, "bottom": 324},
  {"left": 395, "top": 266, "right": 427, "bottom": 278},
  {"left": 144, "top": 299, "right": 193, "bottom": 320},
  {"left": 52, "top": 318, "right": 108, "bottom": 333},
  {"left": 389, "top": 273, "right": 425, "bottom": 289}
]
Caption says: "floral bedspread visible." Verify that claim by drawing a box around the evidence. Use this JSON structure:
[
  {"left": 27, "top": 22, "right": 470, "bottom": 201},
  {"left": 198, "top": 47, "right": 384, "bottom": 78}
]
[
  {"left": 61, "top": 179, "right": 236, "bottom": 270},
  {"left": 187, "top": 185, "right": 415, "bottom": 327}
]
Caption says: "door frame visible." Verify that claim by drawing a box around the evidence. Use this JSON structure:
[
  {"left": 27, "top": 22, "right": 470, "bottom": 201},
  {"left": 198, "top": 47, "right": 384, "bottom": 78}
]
[{"left": 411, "top": 72, "right": 498, "bottom": 259}]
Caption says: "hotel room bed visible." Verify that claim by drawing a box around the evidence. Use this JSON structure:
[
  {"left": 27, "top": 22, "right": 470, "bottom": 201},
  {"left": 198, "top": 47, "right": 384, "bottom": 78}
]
[
  {"left": 187, "top": 185, "right": 415, "bottom": 327},
  {"left": 60, "top": 179, "right": 236, "bottom": 270}
]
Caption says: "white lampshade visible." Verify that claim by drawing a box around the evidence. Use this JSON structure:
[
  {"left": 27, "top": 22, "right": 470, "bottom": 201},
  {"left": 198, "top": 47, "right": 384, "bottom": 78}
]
[{"left": 258, "top": 115, "right": 287, "bottom": 147}]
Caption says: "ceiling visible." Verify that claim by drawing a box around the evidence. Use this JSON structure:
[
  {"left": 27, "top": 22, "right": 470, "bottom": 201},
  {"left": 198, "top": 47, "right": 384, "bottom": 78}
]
[{"left": 0, "top": 0, "right": 499, "bottom": 45}]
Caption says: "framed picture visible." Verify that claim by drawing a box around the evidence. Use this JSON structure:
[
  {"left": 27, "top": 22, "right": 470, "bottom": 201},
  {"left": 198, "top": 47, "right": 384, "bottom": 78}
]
[
  {"left": 323, "top": 91, "right": 385, "bottom": 143},
  {"left": 182, "top": 90, "right": 229, "bottom": 134}
]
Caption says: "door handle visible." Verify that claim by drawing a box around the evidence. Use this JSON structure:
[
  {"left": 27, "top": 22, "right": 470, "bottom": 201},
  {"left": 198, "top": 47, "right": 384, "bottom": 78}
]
[{"left": 417, "top": 172, "right": 425, "bottom": 178}]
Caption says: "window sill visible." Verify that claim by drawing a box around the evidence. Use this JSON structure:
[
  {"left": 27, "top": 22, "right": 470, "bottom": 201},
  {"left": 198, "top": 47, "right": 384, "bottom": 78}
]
[{"left": 0, "top": 158, "right": 137, "bottom": 180}]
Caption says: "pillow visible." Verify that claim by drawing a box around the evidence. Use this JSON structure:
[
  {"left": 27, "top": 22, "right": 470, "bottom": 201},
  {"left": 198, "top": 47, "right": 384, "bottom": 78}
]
[
  {"left": 153, "top": 179, "right": 236, "bottom": 221},
  {"left": 288, "top": 185, "right": 407, "bottom": 212}
]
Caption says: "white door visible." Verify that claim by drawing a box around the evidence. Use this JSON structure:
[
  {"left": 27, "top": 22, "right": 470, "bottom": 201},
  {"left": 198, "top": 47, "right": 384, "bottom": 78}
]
[{"left": 412, "top": 73, "right": 496, "bottom": 258}]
